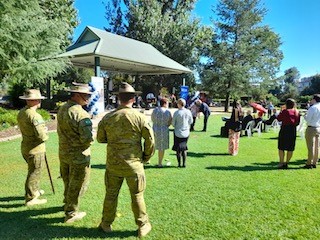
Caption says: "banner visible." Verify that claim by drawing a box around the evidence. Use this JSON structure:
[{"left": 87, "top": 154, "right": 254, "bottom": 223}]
[
  {"left": 180, "top": 86, "right": 189, "bottom": 100},
  {"left": 88, "top": 76, "right": 105, "bottom": 115}
]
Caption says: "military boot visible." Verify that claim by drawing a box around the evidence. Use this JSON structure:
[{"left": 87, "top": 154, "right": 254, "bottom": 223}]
[
  {"left": 64, "top": 212, "right": 86, "bottom": 223},
  {"left": 99, "top": 222, "right": 112, "bottom": 232},
  {"left": 138, "top": 222, "right": 152, "bottom": 238},
  {"left": 34, "top": 189, "right": 45, "bottom": 199},
  {"left": 25, "top": 198, "right": 47, "bottom": 206}
]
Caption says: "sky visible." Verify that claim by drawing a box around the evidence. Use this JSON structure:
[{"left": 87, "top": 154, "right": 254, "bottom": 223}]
[{"left": 73, "top": 0, "right": 320, "bottom": 79}]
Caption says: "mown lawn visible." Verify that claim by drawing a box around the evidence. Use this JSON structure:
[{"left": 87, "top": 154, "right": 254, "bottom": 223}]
[{"left": 0, "top": 113, "right": 319, "bottom": 240}]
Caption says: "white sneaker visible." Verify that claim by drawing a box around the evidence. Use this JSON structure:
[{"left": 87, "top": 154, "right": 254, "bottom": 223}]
[
  {"left": 64, "top": 212, "right": 86, "bottom": 223},
  {"left": 25, "top": 198, "right": 47, "bottom": 206}
]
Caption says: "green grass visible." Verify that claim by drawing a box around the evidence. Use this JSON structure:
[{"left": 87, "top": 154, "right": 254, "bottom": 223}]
[{"left": 1, "top": 114, "right": 320, "bottom": 239}]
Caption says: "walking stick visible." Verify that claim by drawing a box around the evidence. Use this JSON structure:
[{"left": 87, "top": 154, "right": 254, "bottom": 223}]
[
  {"left": 315, "top": 135, "right": 319, "bottom": 165},
  {"left": 45, "top": 154, "right": 55, "bottom": 194}
]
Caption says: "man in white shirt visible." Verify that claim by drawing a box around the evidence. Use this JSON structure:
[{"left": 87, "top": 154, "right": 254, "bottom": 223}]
[{"left": 304, "top": 94, "right": 320, "bottom": 168}]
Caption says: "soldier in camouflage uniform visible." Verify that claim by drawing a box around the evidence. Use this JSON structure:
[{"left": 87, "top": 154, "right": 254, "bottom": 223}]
[
  {"left": 17, "top": 89, "right": 48, "bottom": 206},
  {"left": 97, "top": 82, "right": 155, "bottom": 238},
  {"left": 57, "top": 83, "right": 93, "bottom": 223}
]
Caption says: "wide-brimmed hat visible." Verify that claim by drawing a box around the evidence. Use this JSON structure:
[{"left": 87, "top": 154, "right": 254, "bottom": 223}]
[
  {"left": 114, "top": 82, "right": 141, "bottom": 94},
  {"left": 66, "top": 82, "right": 93, "bottom": 95},
  {"left": 19, "top": 89, "right": 46, "bottom": 100}
]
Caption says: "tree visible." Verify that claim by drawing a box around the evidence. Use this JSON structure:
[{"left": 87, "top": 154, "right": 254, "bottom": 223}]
[
  {"left": 279, "top": 67, "right": 300, "bottom": 101},
  {"left": 283, "top": 67, "right": 300, "bottom": 85},
  {"left": 202, "top": 0, "right": 283, "bottom": 111},
  {"left": 0, "top": 0, "right": 77, "bottom": 106},
  {"left": 301, "top": 74, "right": 320, "bottom": 96},
  {"left": 104, "top": 0, "right": 212, "bottom": 95}
]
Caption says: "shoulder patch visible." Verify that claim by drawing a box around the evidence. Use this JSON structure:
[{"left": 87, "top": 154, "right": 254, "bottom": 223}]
[{"left": 82, "top": 118, "right": 92, "bottom": 126}]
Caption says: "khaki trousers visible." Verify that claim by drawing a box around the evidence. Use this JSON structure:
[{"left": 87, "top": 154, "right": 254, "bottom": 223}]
[
  {"left": 23, "top": 152, "right": 45, "bottom": 201},
  {"left": 60, "top": 161, "right": 90, "bottom": 216},
  {"left": 305, "top": 126, "right": 320, "bottom": 165},
  {"left": 101, "top": 169, "right": 149, "bottom": 227}
]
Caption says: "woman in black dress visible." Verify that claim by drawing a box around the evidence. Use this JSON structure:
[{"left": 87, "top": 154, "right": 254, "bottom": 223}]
[{"left": 277, "top": 98, "right": 300, "bottom": 169}]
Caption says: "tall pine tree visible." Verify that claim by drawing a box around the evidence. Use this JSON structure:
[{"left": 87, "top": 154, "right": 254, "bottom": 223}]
[{"left": 202, "top": 0, "right": 283, "bottom": 111}]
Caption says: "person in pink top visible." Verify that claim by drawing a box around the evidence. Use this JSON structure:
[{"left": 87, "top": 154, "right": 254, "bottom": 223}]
[{"left": 276, "top": 98, "right": 300, "bottom": 169}]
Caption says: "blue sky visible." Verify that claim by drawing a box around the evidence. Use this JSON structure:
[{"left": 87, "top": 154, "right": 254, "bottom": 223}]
[{"left": 74, "top": 0, "right": 320, "bottom": 79}]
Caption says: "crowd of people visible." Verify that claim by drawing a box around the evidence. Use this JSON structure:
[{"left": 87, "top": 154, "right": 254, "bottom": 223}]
[
  {"left": 225, "top": 96, "right": 320, "bottom": 170},
  {"left": 16, "top": 81, "right": 320, "bottom": 237}
]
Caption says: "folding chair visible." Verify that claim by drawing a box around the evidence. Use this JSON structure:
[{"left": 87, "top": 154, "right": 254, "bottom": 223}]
[
  {"left": 266, "top": 119, "right": 280, "bottom": 132},
  {"left": 297, "top": 117, "right": 306, "bottom": 139},
  {"left": 252, "top": 121, "right": 263, "bottom": 136},
  {"left": 244, "top": 120, "right": 255, "bottom": 137}
]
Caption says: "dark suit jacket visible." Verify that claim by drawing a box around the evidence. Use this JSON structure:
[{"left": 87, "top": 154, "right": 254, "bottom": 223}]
[{"left": 242, "top": 115, "right": 253, "bottom": 130}]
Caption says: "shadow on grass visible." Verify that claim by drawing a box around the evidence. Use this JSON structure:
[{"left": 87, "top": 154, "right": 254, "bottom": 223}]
[
  {"left": 210, "top": 134, "right": 227, "bottom": 138},
  {"left": 0, "top": 203, "right": 136, "bottom": 239},
  {"left": 206, "top": 159, "right": 306, "bottom": 171},
  {"left": 0, "top": 196, "right": 25, "bottom": 208},
  {"left": 188, "top": 152, "right": 229, "bottom": 158},
  {"left": 144, "top": 165, "right": 176, "bottom": 169},
  {"left": 0, "top": 196, "right": 24, "bottom": 201},
  {"left": 206, "top": 165, "right": 276, "bottom": 171},
  {"left": 92, "top": 163, "right": 178, "bottom": 170}
]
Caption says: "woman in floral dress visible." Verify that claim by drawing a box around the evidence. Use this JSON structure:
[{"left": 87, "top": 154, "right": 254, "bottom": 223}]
[{"left": 151, "top": 98, "right": 172, "bottom": 167}]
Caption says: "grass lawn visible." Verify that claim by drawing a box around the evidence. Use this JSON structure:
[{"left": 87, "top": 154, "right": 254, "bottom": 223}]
[{"left": 1, "top": 113, "right": 320, "bottom": 239}]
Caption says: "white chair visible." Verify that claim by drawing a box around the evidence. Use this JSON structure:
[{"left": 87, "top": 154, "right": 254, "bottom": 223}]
[
  {"left": 297, "top": 117, "right": 306, "bottom": 139},
  {"left": 252, "top": 121, "right": 263, "bottom": 136},
  {"left": 266, "top": 119, "right": 280, "bottom": 132},
  {"left": 244, "top": 120, "right": 255, "bottom": 137}
]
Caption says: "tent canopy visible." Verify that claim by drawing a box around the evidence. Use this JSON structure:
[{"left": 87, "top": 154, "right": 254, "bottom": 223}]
[{"left": 57, "top": 26, "right": 192, "bottom": 75}]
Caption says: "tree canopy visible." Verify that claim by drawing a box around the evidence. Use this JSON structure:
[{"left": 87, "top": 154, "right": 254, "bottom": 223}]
[
  {"left": 0, "top": 0, "right": 77, "bottom": 87},
  {"left": 201, "top": 0, "right": 283, "bottom": 111},
  {"left": 104, "top": 0, "right": 212, "bottom": 95}
]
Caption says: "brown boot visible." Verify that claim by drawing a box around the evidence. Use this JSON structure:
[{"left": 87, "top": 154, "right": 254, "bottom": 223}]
[
  {"left": 25, "top": 198, "right": 47, "bottom": 206},
  {"left": 64, "top": 212, "right": 86, "bottom": 223},
  {"left": 99, "top": 221, "right": 112, "bottom": 232},
  {"left": 138, "top": 222, "right": 152, "bottom": 238}
]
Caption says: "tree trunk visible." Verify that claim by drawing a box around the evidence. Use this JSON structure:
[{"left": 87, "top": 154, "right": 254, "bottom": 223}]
[
  {"left": 224, "top": 93, "right": 230, "bottom": 112},
  {"left": 46, "top": 79, "right": 51, "bottom": 99}
]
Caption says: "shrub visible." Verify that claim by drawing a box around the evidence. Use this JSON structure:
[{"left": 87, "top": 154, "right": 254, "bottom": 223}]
[
  {"left": 0, "top": 107, "right": 51, "bottom": 130},
  {"left": 37, "top": 109, "right": 51, "bottom": 121},
  {"left": 0, "top": 108, "right": 18, "bottom": 129}
]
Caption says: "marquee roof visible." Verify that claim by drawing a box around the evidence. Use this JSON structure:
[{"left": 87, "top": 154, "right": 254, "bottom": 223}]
[{"left": 57, "top": 26, "right": 192, "bottom": 75}]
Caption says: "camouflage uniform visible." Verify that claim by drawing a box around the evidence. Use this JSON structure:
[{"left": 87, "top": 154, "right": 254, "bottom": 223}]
[
  {"left": 57, "top": 100, "right": 93, "bottom": 218},
  {"left": 97, "top": 106, "right": 155, "bottom": 228},
  {"left": 17, "top": 106, "right": 48, "bottom": 202}
]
